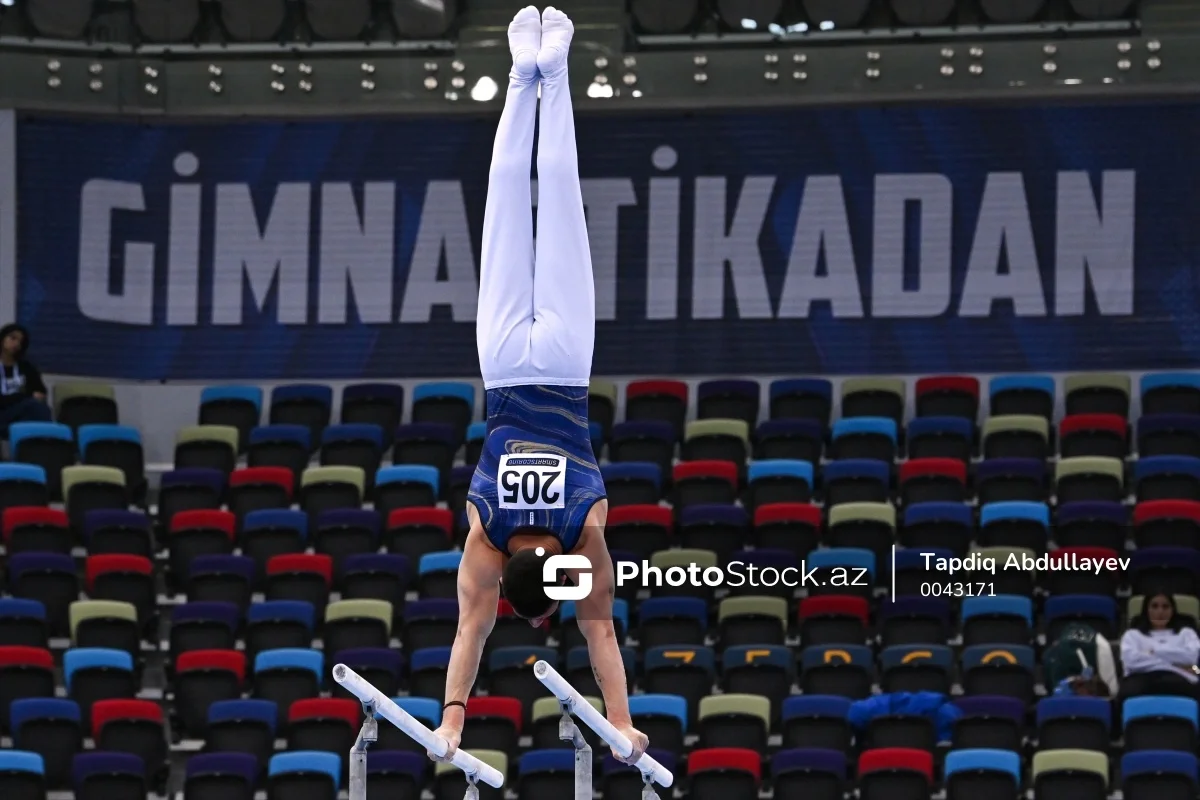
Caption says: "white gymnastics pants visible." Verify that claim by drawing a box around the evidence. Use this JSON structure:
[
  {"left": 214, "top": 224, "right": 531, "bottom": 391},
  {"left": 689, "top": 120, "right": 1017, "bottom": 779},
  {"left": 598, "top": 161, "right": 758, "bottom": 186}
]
[{"left": 476, "top": 67, "right": 596, "bottom": 390}]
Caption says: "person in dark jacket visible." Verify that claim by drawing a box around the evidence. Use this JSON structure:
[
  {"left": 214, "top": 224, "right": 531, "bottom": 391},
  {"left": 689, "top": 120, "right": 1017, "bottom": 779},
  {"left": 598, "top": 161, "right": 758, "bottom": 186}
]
[{"left": 0, "top": 323, "right": 51, "bottom": 436}]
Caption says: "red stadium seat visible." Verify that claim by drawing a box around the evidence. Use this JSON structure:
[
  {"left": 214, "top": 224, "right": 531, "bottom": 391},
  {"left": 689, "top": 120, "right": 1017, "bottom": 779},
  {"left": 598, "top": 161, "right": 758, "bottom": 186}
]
[
  {"left": 90, "top": 698, "right": 166, "bottom": 777},
  {"left": 898, "top": 458, "right": 968, "bottom": 505},
  {"left": 2, "top": 506, "right": 71, "bottom": 554},
  {"left": 626, "top": 380, "right": 689, "bottom": 438},
  {"left": 914, "top": 376, "right": 980, "bottom": 421},
  {"left": 673, "top": 460, "right": 738, "bottom": 507},
  {"left": 0, "top": 646, "right": 55, "bottom": 733},
  {"left": 687, "top": 747, "right": 761, "bottom": 800},
  {"left": 85, "top": 554, "right": 155, "bottom": 627},
  {"left": 1059, "top": 413, "right": 1128, "bottom": 459},
  {"left": 167, "top": 510, "right": 236, "bottom": 586},
  {"left": 228, "top": 467, "right": 294, "bottom": 519},
  {"left": 265, "top": 554, "right": 333, "bottom": 611},
  {"left": 753, "top": 502, "right": 821, "bottom": 559},
  {"left": 287, "top": 697, "right": 360, "bottom": 763},
  {"left": 606, "top": 504, "right": 674, "bottom": 560},
  {"left": 858, "top": 747, "right": 934, "bottom": 800},
  {"left": 463, "top": 696, "right": 523, "bottom": 757},
  {"left": 174, "top": 650, "right": 246, "bottom": 738},
  {"left": 384, "top": 507, "right": 453, "bottom": 564},
  {"left": 1133, "top": 499, "right": 1200, "bottom": 549},
  {"left": 798, "top": 596, "right": 870, "bottom": 646}
]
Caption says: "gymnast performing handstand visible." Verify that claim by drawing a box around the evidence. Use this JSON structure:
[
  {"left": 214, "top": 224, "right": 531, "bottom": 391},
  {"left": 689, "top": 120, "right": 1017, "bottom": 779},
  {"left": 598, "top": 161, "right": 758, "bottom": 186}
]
[{"left": 429, "top": 5, "right": 651, "bottom": 769}]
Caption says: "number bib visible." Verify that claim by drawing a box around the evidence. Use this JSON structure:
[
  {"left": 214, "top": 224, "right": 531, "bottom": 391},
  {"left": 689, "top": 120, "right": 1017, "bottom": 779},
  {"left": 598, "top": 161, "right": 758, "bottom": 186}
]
[{"left": 498, "top": 454, "right": 567, "bottom": 510}]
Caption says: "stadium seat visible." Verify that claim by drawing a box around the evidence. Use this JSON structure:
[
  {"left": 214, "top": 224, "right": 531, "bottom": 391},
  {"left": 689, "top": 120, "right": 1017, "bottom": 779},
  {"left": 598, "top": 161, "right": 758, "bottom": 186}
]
[
  {"left": 944, "top": 749, "right": 1022, "bottom": 800},
  {"left": 642, "top": 646, "right": 714, "bottom": 719},
  {"left": 205, "top": 699, "right": 276, "bottom": 768},
  {"left": 266, "top": 751, "right": 341, "bottom": 800},
  {"left": 683, "top": 419, "right": 750, "bottom": 465},
  {"left": 0, "top": 598, "right": 47, "bottom": 648},
  {"left": 1128, "top": 548, "right": 1200, "bottom": 596},
  {"left": 828, "top": 502, "right": 895, "bottom": 570},
  {"left": 83, "top": 508, "right": 152, "bottom": 558},
  {"left": 417, "top": 551, "right": 461, "bottom": 599},
  {"left": 77, "top": 424, "right": 146, "bottom": 503},
  {"left": 177, "top": 650, "right": 250, "bottom": 737},
  {"left": 199, "top": 386, "right": 262, "bottom": 453},
  {"left": 1121, "top": 751, "right": 1199, "bottom": 800},
  {"left": 831, "top": 417, "right": 897, "bottom": 462},
  {"left": 91, "top": 699, "right": 165, "bottom": 781},
  {"left": 0, "top": 647, "right": 56, "bottom": 733},
  {"left": 673, "top": 460, "right": 738, "bottom": 507},
  {"left": 771, "top": 748, "right": 848, "bottom": 800},
  {"left": 325, "top": 599, "right": 392, "bottom": 653},
  {"left": 321, "top": 424, "right": 385, "bottom": 490},
  {"left": 529, "top": 693, "right": 603, "bottom": 750},
  {"left": 822, "top": 459, "right": 889, "bottom": 507},
  {"left": 907, "top": 416, "right": 974, "bottom": 462},
  {"left": 157, "top": 468, "right": 225, "bottom": 531},
  {"left": 723, "top": 549, "right": 797, "bottom": 601},
  {"left": 8, "top": 552, "right": 78, "bottom": 636},
  {"left": 878, "top": 596, "right": 952, "bottom": 646},
  {"left": 858, "top": 748, "right": 933, "bottom": 800},
  {"left": 842, "top": 378, "right": 905, "bottom": 425},
  {"left": 879, "top": 644, "right": 954, "bottom": 694},
  {"left": 515, "top": 749, "right": 575, "bottom": 797},
  {"left": 888, "top": 548, "right": 956, "bottom": 599},
  {"left": 588, "top": 380, "right": 617, "bottom": 440},
  {"left": 915, "top": 376, "right": 979, "bottom": 420},
  {"left": 1044, "top": 546, "right": 1122, "bottom": 597},
  {"left": 698, "top": 379, "right": 760, "bottom": 426},
  {"left": 1031, "top": 749, "right": 1108, "bottom": 800},
  {"left": 753, "top": 502, "right": 820, "bottom": 559},
  {"left": 9, "top": 422, "right": 75, "bottom": 501},
  {"left": 69, "top": 600, "right": 139, "bottom": 659},
  {"left": 448, "top": 464, "right": 474, "bottom": 514},
  {"left": 408, "top": 647, "right": 451, "bottom": 702},
  {"left": 1060, "top": 414, "right": 1128, "bottom": 459},
  {"left": 769, "top": 378, "right": 832, "bottom": 424},
  {"left": 610, "top": 421, "right": 676, "bottom": 477},
  {"left": 1127, "top": 593, "right": 1200, "bottom": 627},
  {"left": 900, "top": 502, "right": 972, "bottom": 556},
  {"left": 977, "top": 546, "right": 1037, "bottom": 597},
  {"left": 187, "top": 554, "right": 255, "bottom": 609},
  {"left": 622, "top": 696, "right": 685, "bottom": 757},
  {"left": 698, "top": 694, "right": 770, "bottom": 750},
  {"left": 1138, "top": 414, "right": 1200, "bottom": 458},
  {"left": 1133, "top": 500, "right": 1200, "bottom": 549},
  {"left": 720, "top": 644, "right": 794, "bottom": 719},
  {"left": 989, "top": 375, "right": 1054, "bottom": 419},
  {"left": 687, "top": 747, "right": 761, "bottom": 800},
  {"left": 952, "top": 695, "right": 1025, "bottom": 752},
  {"left": 331, "top": 648, "right": 403, "bottom": 703},
  {"left": 718, "top": 596, "right": 787, "bottom": 647},
  {"left": 245, "top": 601, "right": 315, "bottom": 662},
  {"left": 376, "top": 466, "right": 441, "bottom": 518},
  {"left": 639, "top": 596, "right": 707, "bottom": 647},
  {"left": 1142, "top": 373, "right": 1200, "bottom": 415},
  {"left": 341, "top": 384, "right": 404, "bottom": 447},
  {"left": 9, "top": 698, "right": 82, "bottom": 789},
  {"left": 269, "top": 385, "right": 333, "bottom": 447},
  {"left": 1135, "top": 456, "right": 1200, "bottom": 502},
  {"left": 72, "top": 751, "right": 145, "bottom": 800},
  {"left": 183, "top": 752, "right": 259, "bottom": 800},
  {"left": 601, "top": 462, "right": 663, "bottom": 507},
  {"left": 1037, "top": 696, "right": 1111, "bottom": 753},
  {"left": 781, "top": 695, "right": 853, "bottom": 750},
  {"left": 287, "top": 698, "right": 359, "bottom": 769},
  {"left": 746, "top": 459, "right": 813, "bottom": 508},
  {"left": 169, "top": 601, "right": 239, "bottom": 658},
  {"left": 340, "top": 553, "right": 411, "bottom": 611},
  {"left": 798, "top": 596, "right": 868, "bottom": 646},
  {"left": 1123, "top": 696, "right": 1198, "bottom": 752},
  {"left": 603, "top": 504, "right": 672, "bottom": 559},
  {"left": 63, "top": 647, "right": 135, "bottom": 727},
  {"left": 960, "top": 645, "right": 1035, "bottom": 704},
  {"left": 979, "top": 501, "right": 1050, "bottom": 552},
  {"left": 168, "top": 509, "right": 236, "bottom": 586},
  {"left": 1044, "top": 594, "right": 1119, "bottom": 640},
  {"left": 806, "top": 547, "right": 875, "bottom": 598},
  {"left": 626, "top": 379, "right": 688, "bottom": 438},
  {"left": 0, "top": 750, "right": 45, "bottom": 800},
  {"left": 754, "top": 419, "right": 824, "bottom": 463},
  {"left": 411, "top": 382, "right": 474, "bottom": 443},
  {"left": 247, "top": 424, "right": 312, "bottom": 482},
  {"left": 976, "top": 458, "right": 1047, "bottom": 503},
  {"left": 392, "top": 422, "right": 457, "bottom": 485},
  {"left": 403, "top": 599, "right": 459, "bottom": 651},
  {"left": 54, "top": 383, "right": 118, "bottom": 432},
  {"left": 175, "top": 425, "right": 239, "bottom": 475},
  {"left": 486, "top": 647, "right": 560, "bottom": 723},
  {"left": 265, "top": 553, "right": 333, "bottom": 610},
  {"left": 304, "top": 510, "right": 374, "bottom": 576},
  {"left": 461, "top": 697, "right": 522, "bottom": 757},
  {"left": 799, "top": 644, "right": 873, "bottom": 699},
  {"left": 240, "top": 509, "right": 307, "bottom": 579},
  {"left": 558, "top": 599, "right": 628, "bottom": 652},
  {"left": 1056, "top": 501, "right": 1128, "bottom": 551},
  {"left": 228, "top": 467, "right": 293, "bottom": 520},
  {"left": 602, "top": 749, "right": 678, "bottom": 798},
  {"left": 253, "top": 648, "right": 323, "bottom": 728},
  {"left": 432, "top": 750, "right": 506, "bottom": 800},
  {"left": 372, "top": 696, "right": 439, "bottom": 752},
  {"left": 898, "top": 458, "right": 967, "bottom": 505},
  {"left": 3, "top": 505, "right": 71, "bottom": 554},
  {"left": 982, "top": 415, "right": 1050, "bottom": 460},
  {"left": 0, "top": 463, "right": 49, "bottom": 516},
  {"left": 1055, "top": 456, "right": 1125, "bottom": 503},
  {"left": 62, "top": 465, "right": 127, "bottom": 533},
  {"left": 299, "top": 465, "right": 364, "bottom": 519},
  {"left": 678, "top": 505, "right": 748, "bottom": 563},
  {"left": 1066, "top": 373, "right": 1130, "bottom": 417}
]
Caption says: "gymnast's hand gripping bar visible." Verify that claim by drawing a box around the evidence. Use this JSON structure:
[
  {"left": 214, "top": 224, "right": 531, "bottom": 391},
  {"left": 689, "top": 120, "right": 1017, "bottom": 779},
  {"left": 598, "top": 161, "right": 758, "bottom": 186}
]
[
  {"left": 332, "top": 663, "right": 505, "bottom": 788},
  {"left": 533, "top": 659, "right": 675, "bottom": 788}
]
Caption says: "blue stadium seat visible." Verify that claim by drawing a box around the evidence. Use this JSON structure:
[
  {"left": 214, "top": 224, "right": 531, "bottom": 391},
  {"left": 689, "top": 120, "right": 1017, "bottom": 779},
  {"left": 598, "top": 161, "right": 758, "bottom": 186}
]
[
  {"left": 952, "top": 695, "right": 1026, "bottom": 752},
  {"left": 639, "top": 597, "right": 707, "bottom": 648},
  {"left": 879, "top": 644, "right": 954, "bottom": 694},
  {"left": 781, "top": 695, "right": 854, "bottom": 751},
  {"left": 769, "top": 378, "right": 833, "bottom": 424},
  {"left": 517, "top": 749, "right": 576, "bottom": 796},
  {"left": 1141, "top": 373, "right": 1200, "bottom": 415},
  {"left": 901, "top": 503, "right": 972, "bottom": 556},
  {"left": 944, "top": 748, "right": 1022, "bottom": 800},
  {"left": 988, "top": 375, "right": 1054, "bottom": 419},
  {"left": 206, "top": 699, "right": 278, "bottom": 770},
  {"left": 1136, "top": 456, "right": 1200, "bottom": 502},
  {"left": 9, "top": 698, "right": 82, "bottom": 789},
  {"left": 961, "top": 595, "right": 1034, "bottom": 647},
  {"left": 799, "top": 644, "right": 873, "bottom": 699},
  {"left": 830, "top": 417, "right": 898, "bottom": 463},
  {"left": 960, "top": 645, "right": 1036, "bottom": 704},
  {"left": 1123, "top": 695, "right": 1198, "bottom": 752},
  {"left": 1138, "top": 414, "right": 1200, "bottom": 458},
  {"left": 77, "top": 424, "right": 141, "bottom": 457},
  {"left": 771, "top": 748, "right": 848, "bottom": 800},
  {"left": 600, "top": 462, "right": 663, "bottom": 507},
  {"left": 245, "top": 601, "right": 316, "bottom": 659},
  {"left": 906, "top": 416, "right": 974, "bottom": 461},
  {"left": 1055, "top": 501, "right": 1127, "bottom": 551},
  {"left": 642, "top": 646, "right": 714, "bottom": 720},
  {"left": 1036, "top": 696, "right": 1112, "bottom": 752},
  {"left": 1121, "top": 751, "right": 1198, "bottom": 800},
  {"left": 72, "top": 751, "right": 146, "bottom": 799},
  {"left": 678, "top": 504, "right": 748, "bottom": 563},
  {"left": 8, "top": 423, "right": 74, "bottom": 500},
  {"left": 697, "top": 379, "right": 761, "bottom": 426},
  {"left": 409, "top": 646, "right": 452, "bottom": 701},
  {"left": 267, "top": 751, "right": 341, "bottom": 798},
  {"left": 253, "top": 649, "right": 324, "bottom": 727},
  {"left": 878, "top": 595, "right": 952, "bottom": 646},
  {"left": 976, "top": 458, "right": 1046, "bottom": 504},
  {"left": 0, "top": 597, "right": 47, "bottom": 648},
  {"left": 403, "top": 599, "right": 458, "bottom": 653},
  {"left": 411, "top": 381, "right": 475, "bottom": 432},
  {"left": 62, "top": 648, "right": 135, "bottom": 726},
  {"left": 364, "top": 750, "right": 425, "bottom": 795},
  {"left": 375, "top": 464, "right": 440, "bottom": 509},
  {"left": 0, "top": 462, "right": 49, "bottom": 510},
  {"left": 81, "top": 508, "right": 152, "bottom": 558},
  {"left": 979, "top": 502, "right": 1050, "bottom": 552},
  {"left": 1128, "top": 547, "right": 1200, "bottom": 597},
  {"left": 187, "top": 554, "right": 255, "bottom": 611},
  {"left": 417, "top": 551, "right": 463, "bottom": 599},
  {"left": 754, "top": 418, "right": 825, "bottom": 464},
  {"left": 806, "top": 547, "right": 876, "bottom": 597},
  {"left": 169, "top": 601, "right": 240, "bottom": 657},
  {"left": 1043, "top": 594, "right": 1118, "bottom": 640},
  {"left": 747, "top": 459, "right": 813, "bottom": 508},
  {"left": 183, "top": 752, "right": 259, "bottom": 800},
  {"left": 822, "top": 459, "right": 890, "bottom": 507}
]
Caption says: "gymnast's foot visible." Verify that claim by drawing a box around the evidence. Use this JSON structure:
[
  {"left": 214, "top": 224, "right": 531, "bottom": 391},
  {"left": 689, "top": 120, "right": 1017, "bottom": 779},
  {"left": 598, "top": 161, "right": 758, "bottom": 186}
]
[
  {"left": 509, "top": 5, "right": 541, "bottom": 83},
  {"left": 537, "top": 6, "right": 574, "bottom": 81}
]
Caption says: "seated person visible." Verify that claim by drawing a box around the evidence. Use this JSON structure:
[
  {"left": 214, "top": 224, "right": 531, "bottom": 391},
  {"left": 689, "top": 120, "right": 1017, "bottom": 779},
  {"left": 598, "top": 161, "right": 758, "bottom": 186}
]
[
  {"left": 0, "top": 323, "right": 50, "bottom": 438},
  {"left": 1045, "top": 621, "right": 1119, "bottom": 697},
  {"left": 1119, "top": 591, "right": 1200, "bottom": 700}
]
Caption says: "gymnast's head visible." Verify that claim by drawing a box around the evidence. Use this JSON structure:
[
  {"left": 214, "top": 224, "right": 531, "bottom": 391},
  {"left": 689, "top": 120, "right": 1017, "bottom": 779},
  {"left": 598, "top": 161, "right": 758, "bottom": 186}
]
[{"left": 502, "top": 533, "right": 565, "bottom": 626}]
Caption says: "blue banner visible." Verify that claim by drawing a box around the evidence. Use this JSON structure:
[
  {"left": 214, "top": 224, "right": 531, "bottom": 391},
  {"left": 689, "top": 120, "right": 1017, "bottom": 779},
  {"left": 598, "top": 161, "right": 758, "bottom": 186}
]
[{"left": 14, "top": 101, "right": 1199, "bottom": 380}]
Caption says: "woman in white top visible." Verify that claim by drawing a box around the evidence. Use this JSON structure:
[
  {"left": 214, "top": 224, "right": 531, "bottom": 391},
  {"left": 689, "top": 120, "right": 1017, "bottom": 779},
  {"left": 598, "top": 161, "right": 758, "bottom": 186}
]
[{"left": 1119, "top": 591, "right": 1200, "bottom": 700}]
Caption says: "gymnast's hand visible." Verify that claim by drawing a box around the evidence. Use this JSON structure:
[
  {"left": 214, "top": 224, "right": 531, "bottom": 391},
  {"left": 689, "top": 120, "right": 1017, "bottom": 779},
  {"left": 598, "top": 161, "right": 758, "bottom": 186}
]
[
  {"left": 611, "top": 723, "right": 650, "bottom": 766},
  {"left": 428, "top": 724, "right": 462, "bottom": 763}
]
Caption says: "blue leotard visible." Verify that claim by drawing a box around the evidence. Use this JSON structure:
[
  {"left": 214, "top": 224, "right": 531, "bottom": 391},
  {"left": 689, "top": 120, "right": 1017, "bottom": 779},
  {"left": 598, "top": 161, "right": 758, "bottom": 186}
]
[{"left": 467, "top": 384, "right": 605, "bottom": 554}]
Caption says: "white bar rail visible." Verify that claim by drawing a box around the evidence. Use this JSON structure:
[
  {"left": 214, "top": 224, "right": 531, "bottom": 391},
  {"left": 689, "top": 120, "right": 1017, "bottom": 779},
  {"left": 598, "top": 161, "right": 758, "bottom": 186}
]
[
  {"left": 533, "top": 660, "right": 674, "bottom": 788},
  {"left": 332, "top": 663, "right": 505, "bottom": 788}
]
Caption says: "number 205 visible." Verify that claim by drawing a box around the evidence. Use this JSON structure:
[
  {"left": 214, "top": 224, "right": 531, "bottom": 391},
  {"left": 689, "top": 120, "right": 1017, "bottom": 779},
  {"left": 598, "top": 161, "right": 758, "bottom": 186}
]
[{"left": 501, "top": 469, "right": 563, "bottom": 506}]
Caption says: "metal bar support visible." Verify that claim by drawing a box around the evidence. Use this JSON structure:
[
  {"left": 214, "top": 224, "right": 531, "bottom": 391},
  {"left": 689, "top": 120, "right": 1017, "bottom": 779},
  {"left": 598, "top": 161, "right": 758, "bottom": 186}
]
[{"left": 559, "top": 704, "right": 593, "bottom": 800}]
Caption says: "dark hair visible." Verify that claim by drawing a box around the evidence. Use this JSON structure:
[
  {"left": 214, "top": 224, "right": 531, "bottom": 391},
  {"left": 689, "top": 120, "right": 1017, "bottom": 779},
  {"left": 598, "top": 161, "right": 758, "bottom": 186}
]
[
  {"left": 1133, "top": 591, "right": 1184, "bottom": 634},
  {"left": 502, "top": 547, "right": 555, "bottom": 619},
  {"left": 0, "top": 323, "right": 29, "bottom": 356}
]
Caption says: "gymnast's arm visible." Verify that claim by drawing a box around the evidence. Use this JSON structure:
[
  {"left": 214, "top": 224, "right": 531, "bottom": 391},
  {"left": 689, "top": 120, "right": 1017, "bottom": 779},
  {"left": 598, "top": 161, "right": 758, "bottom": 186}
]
[{"left": 430, "top": 522, "right": 502, "bottom": 758}]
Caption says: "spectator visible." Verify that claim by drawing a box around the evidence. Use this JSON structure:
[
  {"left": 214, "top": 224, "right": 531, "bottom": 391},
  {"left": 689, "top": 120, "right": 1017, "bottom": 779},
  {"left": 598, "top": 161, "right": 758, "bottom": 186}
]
[
  {"left": 1044, "top": 622, "right": 1119, "bottom": 697},
  {"left": 1119, "top": 591, "right": 1200, "bottom": 700},
  {"left": 0, "top": 322, "right": 50, "bottom": 437}
]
